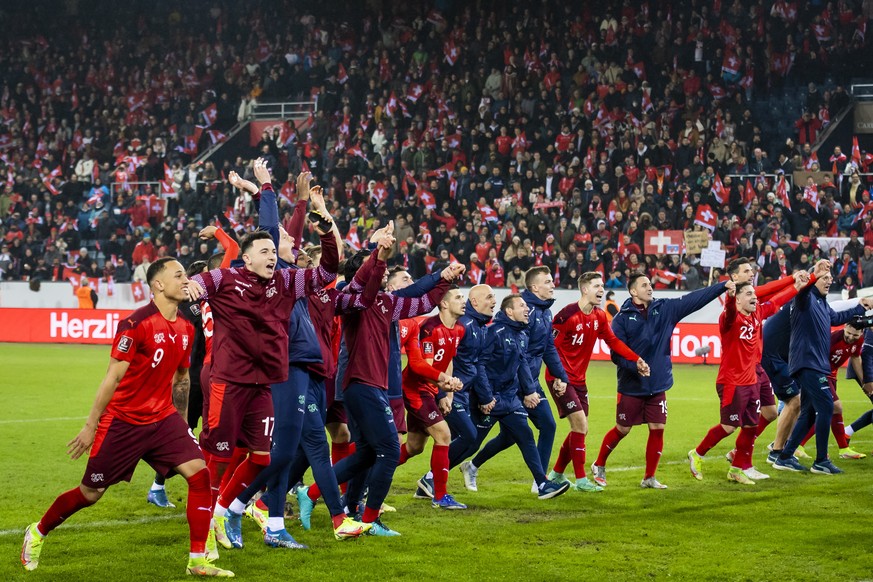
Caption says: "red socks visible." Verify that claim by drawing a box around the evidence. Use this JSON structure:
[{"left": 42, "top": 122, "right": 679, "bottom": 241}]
[
  {"left": 644, "top": 429, "right": 664, "bottom": 479},
  {"left": 218, "top": 447, "right": 247, "bottom": 493},
  {"left": 732, "top": 427, "right": 756, "bottom": 470},
  {"left": 38, "top": 487, "right": 95, "bottom": 535},
  {"left": 696, "top": 425, "right": 730, "bottom": 457},
  {"left": 432, "top": 444, "right": 450, "bottom": 500},
  {"left": 307, "top": 483, "right": 321, "bottom": 502},
  {"left": 832, "top": 414, "right": 849, "bottom": 449},
  {"left": 361, "top": 506, "right": 380, "bottom": 524},
  {"left": 754, "top": 415, "right": 772, "bottom": 438},
  {"left": 206, "top": 456, "right": 229, "bottom": 509},
  {"left": 398, "top": 443, "right": 412, "bottom": 466},
  {"left": 217, "top": 455, "right": 269, "bottom": 510},
  {"left": 186, "top": 468, "right": 211, "bottom": 554},
  {"left": 569, "top": 432, "right": 587, "bottom": 478},
  {"left": 331, "top": 514, "right": 345, "bottom": 529},
  {"left": 595, "top": 427, "right": 626, "bottom": 466},
  {"left": 331, "top": 441, "right": 351, "bottom": 465},
  {"left": 553, "top": 434, "right": 572, "bottom": 474}
]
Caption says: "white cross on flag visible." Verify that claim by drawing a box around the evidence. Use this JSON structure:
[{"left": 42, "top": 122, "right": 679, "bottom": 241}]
[
  {"left": 694, "top": 204, "right": 717, "bottom": 231},
  {"left": 644, "top": 230, "right": 685, "bottom": 255}
]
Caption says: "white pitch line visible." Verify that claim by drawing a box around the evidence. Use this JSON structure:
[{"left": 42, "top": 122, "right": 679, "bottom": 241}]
[
  {"left": 0, "top": 416, "right": 86, "bottom": 425},
  {"left": 0, "top": 513, "right": 183, "bottom": 537}
]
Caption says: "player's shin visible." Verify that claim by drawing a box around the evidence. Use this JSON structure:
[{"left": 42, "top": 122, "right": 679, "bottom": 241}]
[{"left": 185, "top": 468, "right": 212, "bottom": 556}]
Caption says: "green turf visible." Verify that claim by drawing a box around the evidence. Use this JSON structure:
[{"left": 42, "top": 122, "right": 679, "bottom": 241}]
[{"left": 1, "top": 342, "right": 873, "bottom": 581}]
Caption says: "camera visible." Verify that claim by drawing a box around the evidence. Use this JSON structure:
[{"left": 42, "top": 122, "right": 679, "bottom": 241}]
[{"left": 848, "top": 314, "right": 873, "bottom": 329}]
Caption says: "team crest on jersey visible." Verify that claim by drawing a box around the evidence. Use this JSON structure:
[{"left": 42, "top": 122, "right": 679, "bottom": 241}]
[
  {"left": 593, "top": 321, "right": 599, "bottom": 330},
  {"left": 266, "top": 286, "right": 277, "bottom": 299},
  {"left": 438, "top": 338, "right": 445, "bottom": 346},
  {"left": 422, "top": 341, "right": 434, "bottom": 355},
  {"left": 401, "top": 326, "right": 408, "bottom": 338},
  {"left": 182, "top": 335, "right": 189, "bottom": 349},
  {"left": 576, "top": 324, "right": 583, "bottom": 331},
  {"left": 117, "top": 335, "right": 132, "bottom": 353},
  {"left": 154, "top": 333, "right": 166, "bottom": 344}
]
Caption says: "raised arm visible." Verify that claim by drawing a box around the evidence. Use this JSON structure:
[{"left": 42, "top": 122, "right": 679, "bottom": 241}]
[
  {"left": 251, "top": 159, "right": 281, "bottom": 248},
  {"left": 284, "top": 230, "right": 339, "bottom": 298},
  {"left": 670, "top": 280, "right": 728, "bottom": 323},
  {"left": 287, "top": 172, "right": 311, "bottom": 250},
  {"left": 215, "top": 227, "right": 240, "bottom": 267},
  {"left": 336, "top": 238, "right": 392, "bottom": 314},
  {"left": 720, "top": 293, "right": 738, "bottom": 334}
]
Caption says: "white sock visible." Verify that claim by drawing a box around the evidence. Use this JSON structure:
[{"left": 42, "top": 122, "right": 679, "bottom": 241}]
[
  {"left": 150, "top": 483, "right": 165, "bottom": 491},
  {"left": 846, "top": 426, "right": 855, "bottom": 438},
  {"left": 469, "top": 462, "right": 478, "bottom": 471},
  {"left": 267, "top": 517, "right": 285, "bottom": 532},
  {"left": 228, "top": 499, "right": 246, "bottom": 515},
  {"left": 425, "top": 471, "right": 434, "bottom": 479},
  {"left": 214, "top": 503, "right": 228, "bottom": 517},
  {"left": 189, "top": 552, "right": 206, "bottom": 560}
]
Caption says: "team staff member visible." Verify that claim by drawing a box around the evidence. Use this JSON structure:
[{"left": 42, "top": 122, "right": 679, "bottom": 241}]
[
  {"left": 22, "top": 258, "right": 232, "bottom": 577},
  {"left": 592, "top": 273, "right": 729, "bottom": 489},
  {"left": 466, "top": 294, "right": 571, "bottom": 500}
]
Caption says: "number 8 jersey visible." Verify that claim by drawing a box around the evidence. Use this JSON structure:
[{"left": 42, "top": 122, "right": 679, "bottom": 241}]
[{"left": 108, "top": 302, "right": 194, "bottom": 425}]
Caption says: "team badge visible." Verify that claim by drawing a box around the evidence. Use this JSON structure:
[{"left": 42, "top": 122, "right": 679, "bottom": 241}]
[
  {"left": 154, "top": 333, "right": 165, "bottom": 344},
  {"left": 182, "top": 335, "right": 189, "bottom": 349},
  {"left": 422, "top": 342, "right": 434, "bottom": 355},
  {"left": 117, "top": 336, "right": 132, "bottom": 353}
]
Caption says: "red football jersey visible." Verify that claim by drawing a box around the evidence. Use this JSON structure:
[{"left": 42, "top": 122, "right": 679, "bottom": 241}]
[
  {"left": 717, "top": 297, "right": 780, "bottom": 386},
  {"left": 549, "top": 303, "right": 638, "bottom": 385},
  {"left": 829, "top": 329, "right": 863, "bottom": 378},
  {"left": 401, "top": 315, "right": 465, "bottom": 405},
  {"left": 108, "top": 302, "right": 193, "bottom": 425}
]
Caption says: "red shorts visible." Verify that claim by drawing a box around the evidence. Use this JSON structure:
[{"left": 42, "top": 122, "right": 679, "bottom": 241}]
[
  {"left": 390, "top": 397, "right": 407, "bottom": 434},
  {"left": 616, "top": 392, "right": 667, "bottom": 426},
  {"left": 83, "top": 412, "right": 203, "bottom": 488},
  {"left": 404, "top": 391, "right": 445, "bottom": 434},
  {"left": 828, "top": 377, "right": 840, "bottom": 401},
  {"left": 550, "top": 383, "right": 589, "bottom": 419},
  {"left": 199, "top": 381, "right": 273, "bottom": 458},
  {"left": 716, "top": 383, "right": 760, "bottom": 427},
  {"left": 756, "top": 364, "right": 776, "bottom": 408}
]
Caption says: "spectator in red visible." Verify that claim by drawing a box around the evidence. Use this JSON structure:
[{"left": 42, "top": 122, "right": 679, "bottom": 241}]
[
  {"left": 132, "top": 233, "right": 157, "bottom": 267},
  {"left": 795, "top": 111, "right": 823, "bottom": 145}
]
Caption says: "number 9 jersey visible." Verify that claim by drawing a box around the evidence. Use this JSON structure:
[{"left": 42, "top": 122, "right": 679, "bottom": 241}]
[{"left": 108, "top": 302, "right": 194, "bottom": 425}]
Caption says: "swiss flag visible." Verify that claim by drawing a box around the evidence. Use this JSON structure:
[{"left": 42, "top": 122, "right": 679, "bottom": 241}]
[
  {"left": 467, "top": 264, "right": 483, "bottom": 285},
  {"left": 339, "top": 114, "right": 350, "bottom": 136},
  {"left": 445, "top": 133, "right": 461, "bottom": 148},
  {"left": 854, "top": 200, "right": 873, "bottom": 224},
  {"left": 641, "top": 91, "right": 653, "bottom": 112},
  {"left": 126, "top": 92, "right": 146, "bottom": 112},
  {"left": 200, "top": 103, "right": 217, "bottom": 126},
  {"left": 694, "top": 204, "right": 717, "bottom": 231},
  {"left": 722, "top": 52, "right": 740, "bottom": 76},
  {"left": 279, "top": 181, "right": 295, "bottom": 205},
  {"left": 444, "top": 39, "right": 460, "bottom": 66},
  {"left": 419, "top": 189, "right": 436, "bottom": 209},
  {"left": 347, "top": 145, "right": 366, "bottom": 160},
  {"left": 743, "top": 178, "right": 756, "bottom": 208},
  {"left": 43, "top": 178, "right": 59, "bottom": 196},
  {"left": 424, "top": 254, "right": 437, "bottom": 273},
  {"left": 163, "top": 163, "right": 174, "bottom": 182},
  {"left": 477, "top": 203, "right": 498, "bottom": 222},
  {"left": 853, "top": 136, "right": 862, "bottom": 168},
  {"left": 344, "top": 229, "right": 361, "bottom": 250},
  {"left": 159, "top": 180, "right": 175, "bottom": 197},
  {"left": 206, "top": 130, "right": 226, "bottom": 144},
  {"left": 804, "top": 151, "right": 819, "bottom": 170},
  {"left": 776, "top": 175, "right": 791, "bottom": 210},
  {"left": 131, "top": 281, "right": 146, "bottom": 302},
  {"left": 803, "top": 183, "right": 820, "bottom": 211},
  {"left": 407, "top": 83, "right": 424, "bottom": 103},
  {"left": 644, "top": 230, "right": 685, "bottom": 255},
  {"left": 385, "top": 92, "right": 398, "bottom": 117},
  {"left": 631, "top": 61, "right": 646, "bottom": 80},
  {"left": 337, "top": 62, "right": 349, "bottom": 84},
  {"left": 370, "top": 181, "right": 388, "bottom": 204},
  {"left": 711, "top": 173, "right": 728, "bottom": 205}
]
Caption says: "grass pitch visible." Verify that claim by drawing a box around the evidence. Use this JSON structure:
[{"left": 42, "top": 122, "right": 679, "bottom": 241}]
[{"left": 1, "top": 343, "right": 872, "bottom": 581}]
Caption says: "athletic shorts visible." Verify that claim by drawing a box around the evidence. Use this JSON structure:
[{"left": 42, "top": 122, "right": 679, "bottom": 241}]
[
  {"left": 83, "top": 412, "right": 202, "bottom": 488},
  {"left": 199, "top": 380, "right": 273, "bottom": 458},
  {"left": 616, "top": 392, "right": 667, "bottom": 426},
  {"left": 550, "top": 383, "right": 589, "bottom": 419},
  {"left": 765, "top": 357, "right": 800, "bottom": 401},
  {"left": 716, "top": 383, "right": 761, "bottom": 427},
  {"left": 404, "top": 391, "right": 444, "bottom": 434},
  {"left": 390, "top": 397, "right": 407, "bottom": 434},
  {"left": 756, "top": 364, "right": 776, "bottom": 408},
  {"left": 828, "top": 377, "right": 840, "bottom": 401}
]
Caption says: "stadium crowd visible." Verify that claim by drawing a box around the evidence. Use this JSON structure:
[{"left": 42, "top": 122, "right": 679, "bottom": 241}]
[{"left": 2, "top": 0, "right": 873, "bottom": 294}]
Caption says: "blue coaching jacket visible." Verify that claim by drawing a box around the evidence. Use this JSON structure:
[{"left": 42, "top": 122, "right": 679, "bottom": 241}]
[
  {"left": 788, "top": 285, "right": 865, "bottom": 376},
  {"left": 846, "top": 329, "right": 873, "bottom": 385},
  {"left": 477, "top": 311, "right": 538, "bottom": 415},
  {"left": 451, "top": 300, "right": 493, "bottom": 402},
  {"left": 521, "top": 289, "right": 568, "bottom": 389},
  {"left": 611, "top": 282, "right": 727, "bottom": 397}
]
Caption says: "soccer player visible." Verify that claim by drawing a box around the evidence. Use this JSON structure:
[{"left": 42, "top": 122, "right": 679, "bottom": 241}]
[
  {"left": 845, "top": 327, "right": 873, "bottom": 444},
  {"left": 774, "top": 270, "right": 869, "bottom": 474},
  {"left": 452, "top": 285, "right": 497, "bottom": 491},
  {"left": 396, "top": 288, "right": 467, "bottom": 509},
  {"left": 21, "top": 258, "right": 233, "bottom": 577},
  {"left": 794, "top": 319, "right": 867, "bottom": 459},
  {"left": 688, "top": 275, "right": 804, "bottom": 485},
  {"left": 592, "top": 273, "right": 729, "bottom": 489},
  {"left": 468, "top": 267, "right": 568, "bottom": 493},
  {"left": 466, "top": 294, "right": 571, "bottom": 499},
  {"left": 184, "top": 193, "right": 339, "bottom": 549},
  {"left": 548, "top": 272, "right": 650, "bottom": 492},
  {"left": 327, "top": 256, "right": 460, "bottom": 536}
]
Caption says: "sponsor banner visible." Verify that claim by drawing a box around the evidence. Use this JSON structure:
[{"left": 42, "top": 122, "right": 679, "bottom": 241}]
[
  {"left": 590, "top": 323, "right": 722, "bottom": 364},
  {"left": 854, "top": 103, "right": 873, "bottom": 134},
  {"left": 0, "top": 308, "right": 130, "bottom": 344}
]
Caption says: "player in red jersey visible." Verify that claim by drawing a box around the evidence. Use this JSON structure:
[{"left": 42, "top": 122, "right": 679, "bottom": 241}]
[
  {"left": 21, "top": 257, "right": 233, "bottom": 577},
  {"left": 548, "top": 272, "right": 650, "bottom": 492},
  {"left": 396, "top": 289, "right": 467, "bottom": 509},
  {"left": 795, "top": 321, "right": 867, "bottom": 459},
  {"left": 688, "top": 273, "right": 806, "bottom": 485}
]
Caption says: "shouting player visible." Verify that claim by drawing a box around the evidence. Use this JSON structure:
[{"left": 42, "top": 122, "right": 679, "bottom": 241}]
[
  {"left": 548, "top": 272, "right": 650, "bottom": 492},
  {"left": 21, "top": 258, "right": 233, "bottom": 577}
]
